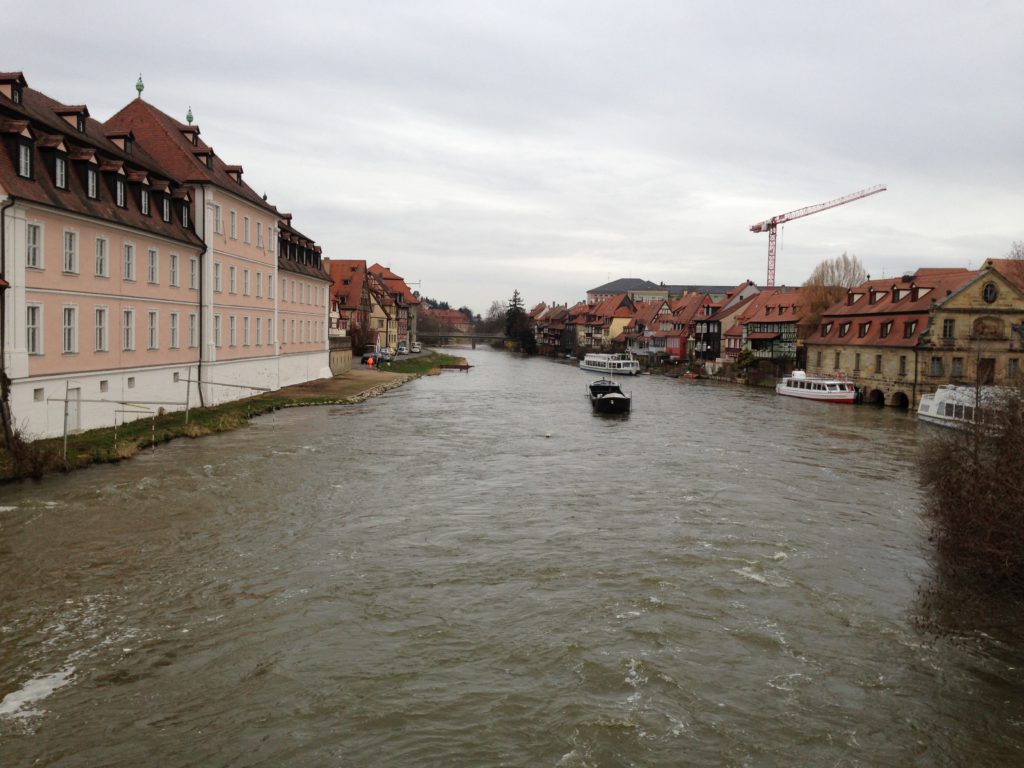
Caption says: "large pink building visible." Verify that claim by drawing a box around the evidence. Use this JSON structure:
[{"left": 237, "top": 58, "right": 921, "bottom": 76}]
[{"left": 0, "top": 73, "right": 330, "bottom": 439}]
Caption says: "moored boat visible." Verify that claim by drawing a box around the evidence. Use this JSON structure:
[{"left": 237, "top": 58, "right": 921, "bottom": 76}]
[
  {"left": 579, "top": 353, "right": 640, "bottom": 376},
  {"left": 917, "top": 385, "right": 1002, "bottom": 428},
  {"left": 776, "top": 370, "right": 856, "bottom": 404},
  {"left": 588, "top": 378, "right": 632, "bottom": 414}
]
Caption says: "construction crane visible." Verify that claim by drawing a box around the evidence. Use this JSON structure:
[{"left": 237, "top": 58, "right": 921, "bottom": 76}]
[{"left": 750, "top": 184, "right": 886, "bottom": 287}]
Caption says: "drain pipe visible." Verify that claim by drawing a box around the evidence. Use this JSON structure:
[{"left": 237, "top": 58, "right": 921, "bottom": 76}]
[{"left": 1, "top": 195, "right": 16, "bottom": 447}]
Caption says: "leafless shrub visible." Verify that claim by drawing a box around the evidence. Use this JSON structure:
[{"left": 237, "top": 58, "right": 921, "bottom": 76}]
[
  {"left": 919, "top": 386, "right": 1024, "bottom": 592},
  {"left": 1, "top": 427, "right": 61, "bottom": 479}
]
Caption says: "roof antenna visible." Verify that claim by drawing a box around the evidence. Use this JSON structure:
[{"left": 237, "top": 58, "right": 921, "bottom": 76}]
[
  {"left": 186, "top": 106, "right": 194, "bottom": 125},
  {"left": 135, "top": 74, "right": 144, "bottom": 99}
]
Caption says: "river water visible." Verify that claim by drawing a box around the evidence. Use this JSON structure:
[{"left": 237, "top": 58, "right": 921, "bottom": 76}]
[{"left": 2, "top": 347, "right": 1023, "bottom": 766}]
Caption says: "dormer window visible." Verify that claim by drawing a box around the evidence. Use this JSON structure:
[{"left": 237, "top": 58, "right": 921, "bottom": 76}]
[
  {"left": 821, "top": 321, "right": 833, "bottom": 337},
  {"left": 904, "top": 320, "right": 918, "bottom": 338},
  {"left": 115, "top": 178, "right": 126, "bottom": 207},
  {"left": 162, "top": 197, "right": 170, "bottom": 222},
  {"left": 11, "top": 84, "right": 22, "bottom": 104},
  {"left": 140, "top": 189, "right": 149, "bottom": 215},
  {"left": 77, "top": 115, "right": 86, "bottom": 133},
  {"left": 17, "top": 143, "right": 32, "bottom": 178},
  {"left": 880, "top": 320, "right": 893, "bottom": 338},
  {"left": 839, "top": 322, "right": 851, "bottom": 337},
  {"left": 182, "top": 203, "right": 189, "bottom": 228},
  {"left": 858, "top": 321, "right": 871, "bottom": 338},
  {"left": 87, "top": 168, "right": 98, "bottom": 199},
  {"left": 55, "top": 156, "right": 67, "bottom": 189},
  {"left": 124, "top": 137, "right": 132, "bottom": 154}
]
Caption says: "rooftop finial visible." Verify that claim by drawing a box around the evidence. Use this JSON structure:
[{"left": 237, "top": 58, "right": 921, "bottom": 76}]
[
  {"left": 135, "top": 74, "right": 144, "bottom": 98},
  {"left": 186, "top": 106, "right": 193, "bottom": 125}
]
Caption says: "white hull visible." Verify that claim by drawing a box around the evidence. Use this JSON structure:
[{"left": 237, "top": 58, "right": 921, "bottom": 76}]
[
  {"left": 776, "top": 371, "right": 856, "bottom": 404},
  {"left": 579, "top": 354, "right": 640, "bottom": 376},
  {"left": 917, "top": 385, "right": 1002, "bottom": 428}
]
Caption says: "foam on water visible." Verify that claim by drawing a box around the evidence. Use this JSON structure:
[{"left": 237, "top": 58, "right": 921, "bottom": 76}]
[{"left": 0, "top": 667, "right": 75, "bottom": 719}]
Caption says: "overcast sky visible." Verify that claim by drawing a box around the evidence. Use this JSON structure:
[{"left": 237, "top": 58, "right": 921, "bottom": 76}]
[{"left": 9, "top": 0, "right": 1023, "bottom": 314}]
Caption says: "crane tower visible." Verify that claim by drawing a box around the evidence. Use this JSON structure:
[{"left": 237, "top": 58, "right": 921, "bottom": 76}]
[{"left": 751, "top": 184, "right": 886, "bottom": 287}]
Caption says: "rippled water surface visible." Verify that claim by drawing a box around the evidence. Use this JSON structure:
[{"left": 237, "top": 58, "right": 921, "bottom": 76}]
[{"left": 3, "top": 348, "right": 1024, "bottom": 766}]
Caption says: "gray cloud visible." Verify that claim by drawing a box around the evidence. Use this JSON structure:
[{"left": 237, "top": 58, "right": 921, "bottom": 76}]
[{"left": 11, "top": 0, "right": 1023, "bottom": 313}]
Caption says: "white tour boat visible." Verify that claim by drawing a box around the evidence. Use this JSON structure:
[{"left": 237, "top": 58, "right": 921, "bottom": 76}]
[
  {"left": 776, "top": 370, "right": 856, "bottom": 404},
  {"left": 579, "top": 353, "right": 640, "bottom": 376},
  {"left": 917, "top": 385, "right": 1001, "bottom": 428}
]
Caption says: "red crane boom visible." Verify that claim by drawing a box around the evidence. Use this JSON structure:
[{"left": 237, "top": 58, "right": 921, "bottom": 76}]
[{"left": 750, "top": 184, "right": 886, "bottom": 287}]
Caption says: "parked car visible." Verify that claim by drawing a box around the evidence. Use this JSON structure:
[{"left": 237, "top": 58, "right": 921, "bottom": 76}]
[
  {"left": 396, "top": 341, "right": 408, "bottom": 355},
  {"left": 411, "top": 341, "right": 422, "bottom": 353}
]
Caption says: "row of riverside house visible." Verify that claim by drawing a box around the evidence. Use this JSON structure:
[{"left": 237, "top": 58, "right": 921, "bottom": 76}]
[
  {"left": 326, "top": 260, "right": 420, "bottom": 351},
  {"left": 529, "top": 265, "right": 1024, "bottom": 409},
  {"left": 0, "top": 72, "right": 332, "bottom": 440}
]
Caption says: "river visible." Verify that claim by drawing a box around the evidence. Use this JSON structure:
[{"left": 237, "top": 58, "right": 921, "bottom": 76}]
[{"left": 2, "top": 347, "right": 1023, "bottom": 766}]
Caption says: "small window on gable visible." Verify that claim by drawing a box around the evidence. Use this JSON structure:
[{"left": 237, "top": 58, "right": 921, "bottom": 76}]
[
  {"left": 77, "top": 115, "right": 86, "bottom": 133},
  {"left": 12, "top": 84, "right": 22, "bottom": 104}
]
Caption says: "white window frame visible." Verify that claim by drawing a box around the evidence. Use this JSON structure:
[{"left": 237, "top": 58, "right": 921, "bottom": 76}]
[
  {"left": 26, "top": 303, "right": 42, "bottom": 355},
  {"left": 140, "top": 188, "right": 149, "bottom": 215},
  {"left": 182, "top": 203, "right": 189, "bottom": 228},
  {"left": 256, "top": 271, "right": 262, "bottom": 298},
  {"left": 255, "top": 316, "right": 262, "bottom": 346},
  {"left": 18, "top": 143, "right": 32, "bottom": 178},
  {"left": 95, "top": 306, "right": 108, "bottom": 352},
  {"left": 62, "top": 305, "right": 78, "bottom": 354},
  {"left": 169, "top": 253, "right": 179, "bottom": 287},
  {"left": 26, "top": 221, "right": 43, "bottom": 268},
  {"left": 63, "top": 229, "right": 78, "bottom": 273},
  {"left": 268, "top": 274, "right": 275, "bottom": 299},
  {"left": 189, "top": 257, "right": 199, "bottom": 290},
  {"left": 243, "top": 216, "right": 250, "bottom": 244},
  {"left": 243, "top": 269, "right": 250, "bottom": 296},
  {"left": 230, "top": 210, "right": 237, "bottom": 239},
  {"left": 229, "top": 315, "right": 237, "bottom": 347},
  {"left": 95, "top": 236, "right": 108, "bottom": 277},
  {"left": 116, "top": 178, "right": 126, "bottom": 207},
  {"left": 214, "top": 314, "right": 222, "bottom": 347},
  {"left": 229, "top": 265, "right": 237, "bottom": 294},
  {"left": 147, "top": 248, "right": 159, "bottom": 284},
  {"left": 214, "top": 262, "right": 222, "bottom": 292},
  {"left": 162, "top": 197, "right": 171, "bottom": 222},
  {"left": 256, "top": 221, "right": 263, "bottom": 248},
  {"left": 188, "top": 313, "right": 198, "bottom": 348},
  {"left": 123, "top": 242, "right": 135, "bottom": 281},
  {"left": 169, "top": 312, "right": 179, "bottom": 349},
  {"left": 268, "top": 317, "right": 274, "bottom": 344},
  {"left": 55, "top": 156, "right": 67, "bottom": 189},
  {"left": 243, "top": 316, "right": 250, "bottom": 346},
  {"left": 122, "top": 309, "right": 135, "bottom": 351},
  {"left": 87, "top": 168, "right": 98, "bottom": 199},
  {"left": 214, "top": 204, "right": 223, "bottom": 234},
  {"left": 148, "top": 310, "right": 159, "bottom": 350}
]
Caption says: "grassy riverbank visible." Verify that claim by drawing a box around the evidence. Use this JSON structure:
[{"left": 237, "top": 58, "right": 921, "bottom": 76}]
[{"left": 0, "top": 351, "right": 465, "bottom": 482}]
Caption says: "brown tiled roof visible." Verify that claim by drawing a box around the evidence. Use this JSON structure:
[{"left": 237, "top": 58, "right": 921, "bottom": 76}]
[
  {"left": 0, "top": 82, "right": 201, "bottom": 248},
  {"left": 104, "top": 98, "right": 277, "bottom": 214},
  {"left": 368, "top": 263, "right": 420, "bottom": 304},
  {"left": 279, "top": 218, "right": 330, "bottom": 281}
]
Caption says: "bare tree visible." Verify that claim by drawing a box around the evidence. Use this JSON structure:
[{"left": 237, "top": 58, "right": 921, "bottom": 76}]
[{"left": 800, "top": 252, "right": 867, "bottom": 336}]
